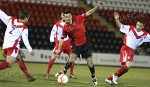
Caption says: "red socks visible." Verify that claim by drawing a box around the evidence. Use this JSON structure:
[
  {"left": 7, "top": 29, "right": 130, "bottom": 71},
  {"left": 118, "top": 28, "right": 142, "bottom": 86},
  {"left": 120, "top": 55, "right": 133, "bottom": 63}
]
[
  {"left": 115, "top": 65, "right": 128, "bottom": 77},
  {"left": 17, "top": 59, "right": 31, "bottom": 78},
  {"left": 107, "top": 64, "right": 128, "bottom": 80},
  {"left": 107, "top": 75, "right": 113, "bottom": 80},
  {"left": 70, "top": 62, "right": 74, "bottom": 75},
  {"left": 46, "top": 59, "right": 54, "bottom": 74},
  {"left": 0, "top": 62, "right": 10, "bottom": 70}
]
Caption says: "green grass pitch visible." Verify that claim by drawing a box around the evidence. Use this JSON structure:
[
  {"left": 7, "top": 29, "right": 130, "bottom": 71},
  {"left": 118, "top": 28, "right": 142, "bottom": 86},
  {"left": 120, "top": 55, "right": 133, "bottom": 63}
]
[{"left": 0, "top": 63, "right": 150, "bottom": 87}]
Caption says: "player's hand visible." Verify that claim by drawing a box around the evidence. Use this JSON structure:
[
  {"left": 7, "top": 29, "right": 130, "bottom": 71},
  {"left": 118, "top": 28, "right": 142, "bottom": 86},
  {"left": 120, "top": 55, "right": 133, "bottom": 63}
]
[
  {"left": 96, "top": 1, "right": 103, "bottom": 8},
  {"left": 30, "top": 51, "right": 35, "bottom": 56},
  {"left": 114, "top": 12, "right": 119, "bottom": 20}
]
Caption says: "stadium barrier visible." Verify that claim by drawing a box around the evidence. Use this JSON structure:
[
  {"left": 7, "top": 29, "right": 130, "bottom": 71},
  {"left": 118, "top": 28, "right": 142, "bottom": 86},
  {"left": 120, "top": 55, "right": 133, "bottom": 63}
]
[{"left": 21, "top": 49, "right": 150, "bottom": 68}]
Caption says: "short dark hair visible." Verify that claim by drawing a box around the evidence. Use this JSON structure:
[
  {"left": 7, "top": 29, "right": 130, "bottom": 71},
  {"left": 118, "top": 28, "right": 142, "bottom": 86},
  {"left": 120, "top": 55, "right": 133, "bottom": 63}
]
[
  {"left": 19, "top": 10, "right": 30, "bottom": 20},
  {"left": 61, "top": 9, "right": 72, "bottom": 14},
  {"left": 138, "top": 20, "right": 145, "bottom": 25}
]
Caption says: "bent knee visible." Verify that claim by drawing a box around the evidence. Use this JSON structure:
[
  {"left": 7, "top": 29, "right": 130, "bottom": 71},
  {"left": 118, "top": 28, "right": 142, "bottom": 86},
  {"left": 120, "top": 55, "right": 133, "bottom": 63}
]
[{"left": 126, "top": 62, "right": 132, "bottom": 68}]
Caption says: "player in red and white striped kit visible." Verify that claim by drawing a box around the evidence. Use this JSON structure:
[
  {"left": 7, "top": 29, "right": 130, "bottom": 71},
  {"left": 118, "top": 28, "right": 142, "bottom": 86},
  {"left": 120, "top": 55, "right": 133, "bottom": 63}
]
[
  {"left": 105, "top": 12, "right": 150, "bottom": 85},
  {"left": 0, "top": 9, "right": 36, "bottom": 82},
  {"left": 45, "top": 12, "right": 77, "bottom": 79}
]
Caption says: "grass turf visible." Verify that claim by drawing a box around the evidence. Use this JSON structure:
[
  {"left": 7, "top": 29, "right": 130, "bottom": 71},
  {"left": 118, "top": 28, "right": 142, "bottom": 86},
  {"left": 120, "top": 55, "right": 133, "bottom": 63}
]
[{"left": 0, "top": 63, "right": 150, "bottom": 87}]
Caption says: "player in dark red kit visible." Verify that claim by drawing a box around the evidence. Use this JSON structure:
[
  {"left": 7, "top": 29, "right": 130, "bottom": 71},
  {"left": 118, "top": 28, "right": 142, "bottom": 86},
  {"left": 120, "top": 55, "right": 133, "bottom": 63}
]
[{"left": 56, "top": 1, "right": 103, "bottom": 86}]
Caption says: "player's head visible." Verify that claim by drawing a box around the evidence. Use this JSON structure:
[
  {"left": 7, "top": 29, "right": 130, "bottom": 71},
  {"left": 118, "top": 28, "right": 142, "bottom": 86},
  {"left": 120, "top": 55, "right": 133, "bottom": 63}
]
[
  {"left": 19, "top": 10, "right": 30, "bottom": 24},
  {"left": 61, "top": 11, "right": 66, "bottom": 22},
  {"left": 136, "top": 20, "right": 145, "bottom": 32},
  {"left": 61, "top": 9, "right": 72, "bottom": 24}
]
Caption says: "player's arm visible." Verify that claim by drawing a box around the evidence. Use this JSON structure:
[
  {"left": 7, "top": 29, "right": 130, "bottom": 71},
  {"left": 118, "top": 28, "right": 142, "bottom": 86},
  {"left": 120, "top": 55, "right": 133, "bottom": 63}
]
[
  {"left": 0, "top": 9, "right": 11, "bottom": 25},
  {"left": 56, "top": 29, "right": 67, "bottom": 54},
  {"left": 114, "top": 12, "right": 123, "bottom": 28},
  {"left": 50, "top": 25, "right": 57, "bottom": 42},
  {"left": 114, "top": 12, "right": 131, "bottom": 33},
  {"left": 21, "top": 29, "right": 34, "bottom": 56},
  {"left": 138, "top": 34, "right": 150, "bottom": 46},
  {"left": 142, "top": 34, "right": 150, "bottom": 42},
  {"left": 86, "top": 1, "right": 103, "bottom": 17},
  {"left": 56, "top": 38, "right": 64, "bottom": 54}
]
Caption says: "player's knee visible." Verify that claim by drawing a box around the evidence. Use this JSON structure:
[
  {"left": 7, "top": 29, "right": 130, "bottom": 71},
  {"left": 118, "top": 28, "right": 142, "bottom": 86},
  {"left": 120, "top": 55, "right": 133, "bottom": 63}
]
[
  {"left": 87, "top": 57, "right": 93, "bottom": 67},
  {"left": 7, "top": 62, "right": 13, "bottom": 68},
  {"left": 66, "top": 61, "right": 72, "bottom": 67},
  {"left": 126, "top": 62, "right": 132, "bottom": 69},
  {"left": 126, "top": 64, "right": 132, "bottom": 69},
  {"left": 87, "top": 61, "right": 93, "bottom": 67},
  {"left": 51, "top": 54, "right": 59, "bottom": 60}
]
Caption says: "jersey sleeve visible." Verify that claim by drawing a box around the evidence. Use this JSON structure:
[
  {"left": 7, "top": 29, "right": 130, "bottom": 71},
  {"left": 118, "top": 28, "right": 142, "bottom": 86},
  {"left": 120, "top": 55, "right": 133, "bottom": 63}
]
[
  {"left": 76, "top": 13, "right": 86, "bottom": 21},
  {"left": 57, "top": 26, "right": 64, "bottom": 39},
  {"left": 0, "top": 10, "right": 11, "bottom": 25},
  {"left": 143, "top": 34, "right": 150, "bottom": 42},
  {"left": 138, "top": 33, "right": 150, "bottom": 46},
  {"left": 119, "top": 25, "right": 130, "bottom": 34},
  {"left": 21, "top": 29, "right": 32, "bottom": 52},
  {"left": 50, "top": 25, "right": 57, "bottom": 42}
]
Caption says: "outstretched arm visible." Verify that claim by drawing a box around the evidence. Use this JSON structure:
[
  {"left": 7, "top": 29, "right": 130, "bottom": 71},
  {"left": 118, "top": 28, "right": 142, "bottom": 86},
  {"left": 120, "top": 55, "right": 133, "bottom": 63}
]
[
  {"left": 86, "top": 1, "right": 103, "bottom": 17},
  {"left": 0, "top": 9, "right": 11, "bottom": 25},
  {"left": 114, "top": 12, "right": 123, "bottom": 28}
]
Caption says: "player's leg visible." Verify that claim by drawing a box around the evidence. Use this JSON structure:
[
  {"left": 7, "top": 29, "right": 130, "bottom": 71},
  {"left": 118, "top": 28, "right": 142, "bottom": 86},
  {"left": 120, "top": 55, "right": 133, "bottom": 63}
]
[
  {"left": 16, "top": 54, "right": 36, "bottom": 82},
  {"left": 45, "top": 53, "right": 59, "bottom": 78},
  {"left": 106, "top": 45, "right": 134, "bottom": 85},
  {"left": 69, "top": 62, "right": 77, "bottom": 79},
  {"left": 62, "top": 41, "right": 79, "bottom": 75},
  {"left": 83, "top": 41, "right": 97, "bottom": 85},
  {"left": 46, "top": 42, "right": 61, "bottom": 78},
  {"left": 65, "top": 44, "right": 77, "bottom": 79},
  {"left": 63, "top": 53, "right": 77, "bottom": 74},
  {"left": 0, "top": 48, "right": 17, "bottom": 70},
  {"left": 112, "top": 46, "right": 134, "bottom": 84},
  {"left": 87, "top": 56, "right": 97, "bottom": 85},
  {"left": 0, "top": 56, "right": 15, "bottom": 70}
]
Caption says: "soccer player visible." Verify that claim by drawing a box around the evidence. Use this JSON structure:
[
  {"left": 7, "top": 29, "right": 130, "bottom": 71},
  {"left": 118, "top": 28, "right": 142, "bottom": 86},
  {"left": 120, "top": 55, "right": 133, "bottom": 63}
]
[
  {"left": 0, "top": 9, "right": 36, "bottom": 82},
  {"left": 0, "top": 37, "right": 36, "bottom": 82},
  {"left": 45, "top": 11, "right": 77, "bottom": 79},
  {"left": 56, "top": 1, "right": 103, "bottom": 86},
  {"left": 105, "top": 12, "right": 150, "bottom": 85}
]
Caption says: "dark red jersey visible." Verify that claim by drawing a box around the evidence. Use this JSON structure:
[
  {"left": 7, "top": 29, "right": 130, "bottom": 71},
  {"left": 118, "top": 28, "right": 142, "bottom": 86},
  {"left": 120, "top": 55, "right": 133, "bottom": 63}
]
[{"left": 61, "top": 13, "right": 87, "bottom": 46}]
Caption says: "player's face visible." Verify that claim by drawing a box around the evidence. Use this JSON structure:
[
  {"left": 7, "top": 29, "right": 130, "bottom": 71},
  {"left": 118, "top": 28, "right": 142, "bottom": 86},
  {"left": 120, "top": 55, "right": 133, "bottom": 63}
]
[
  {"left": 24, "top": 17, "right": 29, "bottom": 24},
  {"left": 64, "top": 13, "right": 72, "bottom": 24},
  {"left": 136, "top": 22, "right": 144, "bottom": 32},
  {"left": 61, "top": 13, "right": 66, "bottom": 22}
]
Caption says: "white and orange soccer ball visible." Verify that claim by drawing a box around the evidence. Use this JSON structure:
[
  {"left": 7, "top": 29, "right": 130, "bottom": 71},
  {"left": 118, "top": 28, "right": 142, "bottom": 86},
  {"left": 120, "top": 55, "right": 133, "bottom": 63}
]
[{"left": 57, "top": 74, "right": 68, "bottom": 84}]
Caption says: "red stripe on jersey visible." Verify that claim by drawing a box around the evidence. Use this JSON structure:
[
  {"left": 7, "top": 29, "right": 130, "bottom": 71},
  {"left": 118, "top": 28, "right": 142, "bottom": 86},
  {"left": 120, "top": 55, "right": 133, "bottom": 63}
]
[
  {"left": 56, "top": 20, "right": 63, "bottom": 28},
  {"left": 13, "top": 39, "right": 19, "bottom": 48},
  {"left": 22, "top": 25, "right": 28, "bottom": 32},
  {"left": 17, "top": 19, "right": 28, "bottom": 31},
  {"left": 130, "top": 26, "right": 148, "bottom": 39},
  {"left": 11, "top": 18, "right": 15, "bottom": 25},
  {"left": 123, "top": 34, "right": 127, "bottom": 44}
]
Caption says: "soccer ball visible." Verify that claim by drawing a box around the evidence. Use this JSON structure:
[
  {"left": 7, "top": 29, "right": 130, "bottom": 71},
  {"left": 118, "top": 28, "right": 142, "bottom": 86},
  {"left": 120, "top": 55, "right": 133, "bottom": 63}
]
[{"left": 57, "top": 74, "right": 68, "bottom": 84}]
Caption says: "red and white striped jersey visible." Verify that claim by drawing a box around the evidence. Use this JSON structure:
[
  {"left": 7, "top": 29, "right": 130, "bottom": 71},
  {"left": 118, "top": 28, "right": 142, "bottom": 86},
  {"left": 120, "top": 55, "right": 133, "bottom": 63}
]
[
  {"left": 0, "top": 10, "right": 32, "bottom": 52},
  {"left": 50, "top": 20, "right": 69, "bottom": 42},
  {"left": 120, "top": 25, "right": 150, "bottom": 50}
]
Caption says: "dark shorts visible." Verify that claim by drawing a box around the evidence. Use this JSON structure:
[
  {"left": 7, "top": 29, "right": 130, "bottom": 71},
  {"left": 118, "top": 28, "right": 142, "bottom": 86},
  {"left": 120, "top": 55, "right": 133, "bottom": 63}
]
[{"left": 71, "top": 40, "right": 92, "bottom": 59}]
